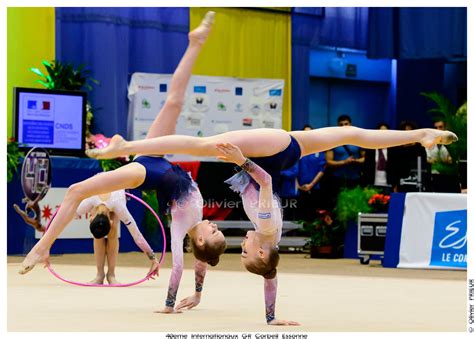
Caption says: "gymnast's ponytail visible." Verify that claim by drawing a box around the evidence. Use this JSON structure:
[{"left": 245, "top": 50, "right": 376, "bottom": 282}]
[{"left": 263, "top": 267, "right": 277, "bottom": 280}]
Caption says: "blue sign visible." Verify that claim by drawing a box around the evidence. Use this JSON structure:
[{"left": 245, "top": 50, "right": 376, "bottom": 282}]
[
  {"left": 430, "top": 209, "right": 467, "bottom": 268},
  {"left": 23, "top": 120, "right": 54, "bottom": 144},
  {"left": 194, "top": 86, "right": 206, "bottom": 94},
  {"left": 269, "top": 89, "right": 282, "bottom": 96}
]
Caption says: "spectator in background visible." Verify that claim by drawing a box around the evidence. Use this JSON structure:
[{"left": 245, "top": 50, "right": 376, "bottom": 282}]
[
  {"left": 387, "top": 120, "right": 427, "bottom": 192},
  {"left": 362, "top": 123, "right": 392, "bottom": 192},
  {"left": 296, "top": 125, "right": 326, "bottom": 222},
  {"left": 426, "top": 119, "right": 460, "bottom": 192},
  {"left": 279, "top": 161, "right": 299, "bottom": 220},
  {"left": 325, "top": 115, "right": 365, "bottom": 207}
]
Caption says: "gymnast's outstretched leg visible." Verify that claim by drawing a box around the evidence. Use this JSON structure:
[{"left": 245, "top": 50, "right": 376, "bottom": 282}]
[
  {"left": 289, "top": 126, "right": 458, "bottom": 157},
  {"left": 87, "top": 125, "right": 456, "bottom": 160},
  {"left": 86, "top": 128, "right": 292, "bottom": 159},
  {"left": 146, "top": 11, "right": 214, "bottom": 139}
]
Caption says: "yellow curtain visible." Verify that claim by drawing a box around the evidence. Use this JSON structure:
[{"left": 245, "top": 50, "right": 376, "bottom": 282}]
[
  {"left": 7, "top": 8, "right": 55, "bottom": 137},
  {"left": 190, "top": 7, "right": 292, "bottom": 130}
]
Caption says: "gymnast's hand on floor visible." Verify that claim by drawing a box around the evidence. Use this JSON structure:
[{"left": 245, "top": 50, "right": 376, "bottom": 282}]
[
  {"left": 154, "top": 306, "right": 183, "bottom": 314},
  {"left": 147, "top": 259, "right": 160, "bottom": 279},
  {"left": 268, "top": 319, "right": 301, "bottom": 326},
  {"left": 176, "top": 293, "right": 201, "bottom": 310},
  {"left": 216, "top": 143, "right": 246, "bottom": 166}
]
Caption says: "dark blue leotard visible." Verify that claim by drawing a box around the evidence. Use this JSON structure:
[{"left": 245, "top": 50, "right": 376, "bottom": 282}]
[
  {"left": 133, "top": 156, "right": 194, "bottom": 213},
  {"left": 226, "top": 136, "right": 302, "bottom": 194}
]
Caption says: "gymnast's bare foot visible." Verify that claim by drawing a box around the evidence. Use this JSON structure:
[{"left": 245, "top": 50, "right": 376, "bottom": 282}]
[
  {"left": 188, "top": 11, "right": 215, "bottom": 45},
  {"left": 420, "top": 129, "right": 458, "bottom": 149},
  {"left": 85, "top": 134, "right": 127, "bottom": 159},
  {"left": 89, "top": 274, "right": 105, "bottom": 285},
  {"left": 106, "top": 274, "right": 120, "bottom": 285},
  {"left": 19, "top": 249, "right": 50, "bottom": 275}
]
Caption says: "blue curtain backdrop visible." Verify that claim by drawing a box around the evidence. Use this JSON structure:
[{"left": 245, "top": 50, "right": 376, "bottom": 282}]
[
  {"left": 368, "top": 7, "right": 467, "bottom": 59},
  {"left": 291, "top": 8, "right": 368, "bottom": 130},
  {"left": 56, "top": 8, "right": 189, "bottom": 137}
]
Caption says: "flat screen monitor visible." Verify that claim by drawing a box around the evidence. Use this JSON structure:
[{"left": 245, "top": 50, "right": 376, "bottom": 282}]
[{"left": 13, "top": 87, "right": 87, "bottom": 156}]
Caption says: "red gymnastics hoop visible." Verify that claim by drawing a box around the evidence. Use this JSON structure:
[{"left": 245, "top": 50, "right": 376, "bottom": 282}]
[{"left": 45, "top": 192, "right": 166, "bottom": 287}]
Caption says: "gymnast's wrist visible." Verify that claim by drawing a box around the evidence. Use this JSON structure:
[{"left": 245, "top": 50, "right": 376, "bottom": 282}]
[
  {"left": 266, "top": 313, "right": 276, "bottom": 324},
  {"left": 148, "top": 252, "right": 156, "bottom": 260},
  {"left": 239, "top": 158, "right": 253, "bottom": 170}
]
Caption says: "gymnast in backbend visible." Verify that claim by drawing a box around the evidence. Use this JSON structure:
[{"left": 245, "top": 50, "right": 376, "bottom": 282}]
[
  {"left": 85, "top": 88, "right": 457, "bottom": 326},
  {"left": 19, "top": 11, "right": 226, "bottom": 313}
]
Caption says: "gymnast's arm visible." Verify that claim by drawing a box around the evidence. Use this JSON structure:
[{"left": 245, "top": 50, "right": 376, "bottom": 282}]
[
  {"left": 176, "top": 259, "right": 207, "bottom": 311},
  {"left": 157, "top": 223, "right": 187, "bottom": 313},
  {"left": 240, "top": 158, "right": 275, "bottom": 236},
  {"left": 216, "top": 142, "right": 275, "bottom": 235},
  {"left": 115, "top": 206, "right": 155, "bottom": 259},
  {"left": 112, "top": 193, "right": 159, "bottom": 278},
  {"left": 264, "top": 277, "right": 278, "bottom": 324},
  {"left": 264, "top": 276, "right": 300, "bottom": 325},
  {"left": 75, "top": 197, "right": 96, "bottom": 218}
]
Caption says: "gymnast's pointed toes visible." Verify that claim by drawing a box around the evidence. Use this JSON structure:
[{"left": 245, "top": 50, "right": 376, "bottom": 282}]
[
  {"left": 437, "top": 131, "right": 458, "bottom": 145},
  {"left": 85, "top": 148, "right": 101, "bottom": 159},
  {"left": 85, "top": 149, "right": 96, "bottom": 158},
  {"left": 202, "top": 11, "right": 216, "bottom": 27},
  {"left": 18, "top": 263, "right": 35, "bottom": 275},
  {"left": 444, "top": 131, "right": 458, "bottom": 144}
]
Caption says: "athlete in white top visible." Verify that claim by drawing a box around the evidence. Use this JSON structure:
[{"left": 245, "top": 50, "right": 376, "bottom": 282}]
[{"left": 75, "top": 190, "right": 156, "bottom": 284}]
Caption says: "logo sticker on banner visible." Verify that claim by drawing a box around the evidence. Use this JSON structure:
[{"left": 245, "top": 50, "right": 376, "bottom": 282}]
[
  {"left": 141, "top": 99, "right": 151, "bottom": 109},
  {"left": 194, "top": 86, "right": 206, "bottom": 93},
  {"left": 430, "top": 209, "right": 467, "bottom": 268},
  {"left": 269, "top": 89, "right": 282, "bottom": 96}
]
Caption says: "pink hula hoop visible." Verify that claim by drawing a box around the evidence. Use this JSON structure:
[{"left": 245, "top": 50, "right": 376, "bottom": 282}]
[{"left": 45, "top": 192, "right": 166, "bottom": 287}]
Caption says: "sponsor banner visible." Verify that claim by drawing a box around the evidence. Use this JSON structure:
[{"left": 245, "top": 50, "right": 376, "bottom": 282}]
[
  {"left": 398, "top": 193, "right": 467, "bottom": 270},
  {"left": 430, "top": 209, "right": 467, "bottom": 268},
  {"left": 34, "top": 188, "right": 121, "bottom": 240},
  {"left": 128, "top": 73, "right": 284, "bottom": 161}
]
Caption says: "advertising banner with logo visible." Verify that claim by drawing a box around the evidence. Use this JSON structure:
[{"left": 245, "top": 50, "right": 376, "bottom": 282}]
[
  {"left": 387, "top": 193, "right": 467, "bottom": 270},
  {"left": 34, "top": 188, "right": 121, "bottom": 239},
  {"left": 128, "top": 73, "right": 284, "bottom": 161}
]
